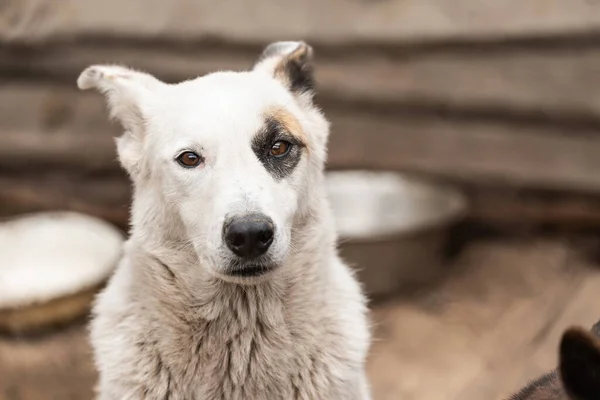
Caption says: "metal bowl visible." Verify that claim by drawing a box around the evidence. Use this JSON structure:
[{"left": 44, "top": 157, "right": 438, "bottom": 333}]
[{"left": 325, "top": 170, "right": 468, "bottom": 298}]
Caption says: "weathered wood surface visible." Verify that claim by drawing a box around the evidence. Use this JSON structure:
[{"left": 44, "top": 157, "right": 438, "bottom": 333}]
[
  {"left": 2, "top": 0, "right": 600, "bottom": 44},
  {"left": 0, "top": 175, "right": 130, "bottom": 230},
  {"left": 4, "top": 38, "right": 600, "bottom": 118},
  {"left": 1, "top": 239, "right": 598, "bottom": 400},
  {"left": 2, "top": 14, "right": 600, "bottom": 228}
]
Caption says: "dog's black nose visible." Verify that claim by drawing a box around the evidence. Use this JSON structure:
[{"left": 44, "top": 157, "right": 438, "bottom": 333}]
[{"left": 223, "top": 214, "right": 274, "bottom": 258}]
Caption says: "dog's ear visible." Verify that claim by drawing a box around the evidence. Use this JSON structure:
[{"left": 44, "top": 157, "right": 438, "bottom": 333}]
[
  {"left": 77, "top": 65, "right": 164, "bottom": 176},
  {"left": 77, "top": 65, "right": 163, "bottom": 134},
  {"left": 254, "top": 41, "right": 315, "bottom": 98},
  {"left": 559, "top": 327, "right": 600, "bottom": 400}
]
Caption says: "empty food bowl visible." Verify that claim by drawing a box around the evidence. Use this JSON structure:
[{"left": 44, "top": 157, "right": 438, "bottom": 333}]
[{"left": 325, "top": 170, "right": 467, "bottom": 298}]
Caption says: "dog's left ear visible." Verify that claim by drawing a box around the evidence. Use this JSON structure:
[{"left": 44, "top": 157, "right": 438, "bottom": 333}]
[
  {"left": 77, "top": 65, "right": 165, "bottom": 177},
  {"left": 254, "top": 41, "right": 315, "bottom": 98},
  {"left": 559, "top": 327, "right": 600, "bottom": 400}
]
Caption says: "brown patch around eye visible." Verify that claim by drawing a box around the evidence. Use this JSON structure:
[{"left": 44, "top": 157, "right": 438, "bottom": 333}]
[
  {"left": 252, "top": 110, "right": 305, "bottom": 180},
  {"left": 263, "top": 107, "right": 307, "bottom": 148}
]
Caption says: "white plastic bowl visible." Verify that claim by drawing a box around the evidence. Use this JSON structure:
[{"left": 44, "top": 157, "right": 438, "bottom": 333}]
[{"left": 0, "top": 211, "right": 124, "bottom": 332}]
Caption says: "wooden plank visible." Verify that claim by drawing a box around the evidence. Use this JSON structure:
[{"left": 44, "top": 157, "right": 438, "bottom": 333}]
[
  {"left": 328, "top": 113, "right": 600, "bottom": 194},
  {"left": 0, "top": 174, "right": 131, "bottom": 230},
  {"left": 4, "top": 40, "right": 600, "bottom": 118},
  {"left": 462, "top": 185, "right": 600, "bottom": 228},
  {"left": 3, "top": 0, "right": 600, "bottom": 44}
]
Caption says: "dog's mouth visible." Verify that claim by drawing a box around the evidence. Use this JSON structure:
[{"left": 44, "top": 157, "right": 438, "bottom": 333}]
[
  {"left": 226, "top": 265, "right": 271, "bottom": 277},
  {"left": 223, "top": 262, "right": 278, "bottom": 279}
]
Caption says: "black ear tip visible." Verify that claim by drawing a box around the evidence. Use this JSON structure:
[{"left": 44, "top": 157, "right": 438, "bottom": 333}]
[
  {"left": 559, "top": 327, "right": 600, "bottom": 399},
  {"left": 560, "top": 328, "right": 596, "bottom": 356},
  {"left": 256, "top": 41, "right": 316, "bottom": 96}
]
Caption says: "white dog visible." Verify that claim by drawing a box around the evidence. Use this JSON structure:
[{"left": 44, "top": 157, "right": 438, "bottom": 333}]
[{"left": 78, "top": 41, "right": 371, "bottom": 400}]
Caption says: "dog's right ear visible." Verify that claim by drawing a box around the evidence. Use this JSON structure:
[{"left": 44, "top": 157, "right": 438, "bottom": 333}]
[
  {"left": 253, "top": 41, "right": 315, "bottom": 98},
  {"left": 559, "top": 327, "right": 600, "bottom": 400},
  {"left": 77, "top": 65, "right": 165, "bottom": 176}
]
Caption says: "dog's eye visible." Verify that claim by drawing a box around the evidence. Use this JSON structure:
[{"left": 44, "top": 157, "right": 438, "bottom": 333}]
[
  {"left": 176, "top": 151, "right": 202, "bottom": 168},
  {"left": 270, "top": 141, "right": 291, "bottom": 157}
]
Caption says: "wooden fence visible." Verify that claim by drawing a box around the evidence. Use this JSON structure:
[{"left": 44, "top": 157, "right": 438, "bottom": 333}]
[{"left": 3, "top": 0, "right": 600, "bottom": 231}]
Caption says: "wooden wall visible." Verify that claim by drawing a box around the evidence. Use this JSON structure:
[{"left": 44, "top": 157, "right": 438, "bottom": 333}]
[{"left": 3, "top": 0, "right": 600, "bottom": 231}]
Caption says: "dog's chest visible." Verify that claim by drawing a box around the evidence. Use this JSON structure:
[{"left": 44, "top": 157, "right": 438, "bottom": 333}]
[
  {"left": 186, "top": 322, "right": 325, "bottom": 399},
  {"left": 159, "top": 290, "right": 349, "bottom": 399}
]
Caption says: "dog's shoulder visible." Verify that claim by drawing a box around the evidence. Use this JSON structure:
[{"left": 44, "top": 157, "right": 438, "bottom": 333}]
[{"left": 90, "top": 257, "right": 179, "bottom": 398}]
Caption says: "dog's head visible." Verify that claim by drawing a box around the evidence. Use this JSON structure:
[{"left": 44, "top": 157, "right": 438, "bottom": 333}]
[
  {"left": 510, "top": 319, "right": 600, "bottom": 400},
  {"left": 78, "top": 42, "right": 329, "bottom": 282}
]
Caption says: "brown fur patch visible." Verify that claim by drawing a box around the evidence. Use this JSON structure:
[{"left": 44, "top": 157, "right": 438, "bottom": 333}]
[{"left": 264, "top": 107, "right": 307, "bottom": 147}]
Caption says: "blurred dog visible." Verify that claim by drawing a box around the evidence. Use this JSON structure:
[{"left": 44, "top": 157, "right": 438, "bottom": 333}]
[
  {"left": 77, "top": 41, "right": 371, "bottom": 399},
  {"left": 509, "top": 319, "right": 600, "bottom": 400}
]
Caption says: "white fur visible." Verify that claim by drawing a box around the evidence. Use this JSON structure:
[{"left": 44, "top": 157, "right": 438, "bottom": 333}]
[{"left": 79, "top": 41, "right": 371, "bottom": 400}]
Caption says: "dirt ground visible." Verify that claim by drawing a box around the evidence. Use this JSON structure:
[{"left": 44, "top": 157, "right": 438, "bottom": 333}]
[{"left": 1, "top": 238, "right": 599, "bottom": 400}]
